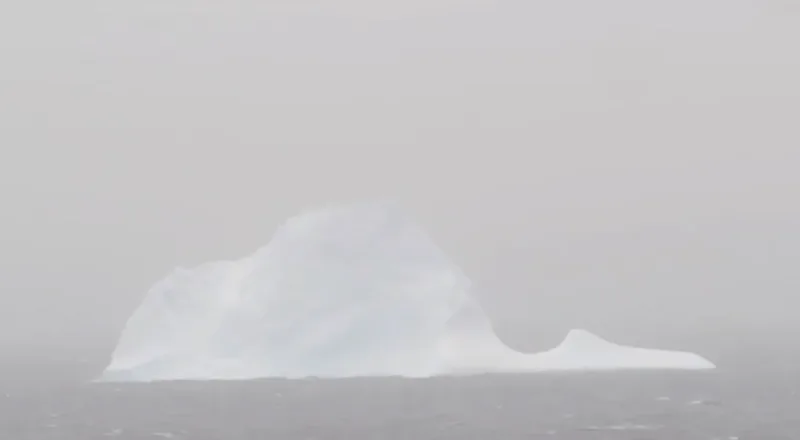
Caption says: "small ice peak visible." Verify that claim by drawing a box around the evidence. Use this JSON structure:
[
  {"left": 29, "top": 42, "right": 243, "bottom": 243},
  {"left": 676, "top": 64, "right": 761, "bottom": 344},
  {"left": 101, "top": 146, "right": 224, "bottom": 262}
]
[{"left": 556, "top": 329, "right": 615, "bottom": 351}]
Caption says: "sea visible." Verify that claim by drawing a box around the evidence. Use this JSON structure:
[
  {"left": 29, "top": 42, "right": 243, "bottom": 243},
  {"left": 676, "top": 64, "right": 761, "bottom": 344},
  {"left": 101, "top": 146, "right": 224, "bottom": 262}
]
[{"left": 2, "top": 364, "right": 798, "bottom": 440}]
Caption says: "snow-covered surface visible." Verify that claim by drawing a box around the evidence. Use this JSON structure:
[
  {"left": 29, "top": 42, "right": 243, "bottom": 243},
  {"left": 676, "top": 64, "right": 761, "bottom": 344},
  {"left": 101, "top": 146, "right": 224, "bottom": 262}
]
[{"left": 101, "top": 203, "right": 715, "bottom": 382}]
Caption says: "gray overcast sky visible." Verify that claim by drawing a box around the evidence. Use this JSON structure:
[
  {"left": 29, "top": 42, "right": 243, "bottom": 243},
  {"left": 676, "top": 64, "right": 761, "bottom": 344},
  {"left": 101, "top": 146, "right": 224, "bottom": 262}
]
[{"left": 1, "top": 1, "right": 799, "bottom": 362}]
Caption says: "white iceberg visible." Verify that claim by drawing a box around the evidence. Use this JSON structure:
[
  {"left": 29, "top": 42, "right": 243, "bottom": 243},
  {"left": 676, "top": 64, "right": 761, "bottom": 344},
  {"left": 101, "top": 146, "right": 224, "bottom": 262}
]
[{"left": 101, "top": 203, "right": 715, "bottom": 381}]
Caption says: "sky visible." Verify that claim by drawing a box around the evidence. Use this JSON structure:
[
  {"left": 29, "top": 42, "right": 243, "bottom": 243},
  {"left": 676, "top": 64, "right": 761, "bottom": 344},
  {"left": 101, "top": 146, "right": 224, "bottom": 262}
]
[{"left": 1, "top": 0, "right": 799, "bottom": 365}]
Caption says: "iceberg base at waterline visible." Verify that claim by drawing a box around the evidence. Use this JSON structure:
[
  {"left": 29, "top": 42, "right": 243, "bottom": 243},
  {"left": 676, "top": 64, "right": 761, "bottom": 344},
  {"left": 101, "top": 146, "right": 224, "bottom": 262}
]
[{"left": 99, "top": 203, "right": 716, "bottom": 382}]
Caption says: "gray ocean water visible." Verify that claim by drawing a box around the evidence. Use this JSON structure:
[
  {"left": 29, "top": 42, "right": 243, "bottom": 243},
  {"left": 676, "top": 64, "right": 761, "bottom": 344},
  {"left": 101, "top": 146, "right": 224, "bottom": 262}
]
[{"left": 3, "top": 367, "right": 797, "bottom": 440}]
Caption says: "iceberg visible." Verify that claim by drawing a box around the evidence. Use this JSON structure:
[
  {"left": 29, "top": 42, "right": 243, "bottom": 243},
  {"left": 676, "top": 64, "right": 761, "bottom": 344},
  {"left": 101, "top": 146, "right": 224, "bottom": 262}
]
[{"left": 101, "top": 203, "right": 715, "bottom": 382}]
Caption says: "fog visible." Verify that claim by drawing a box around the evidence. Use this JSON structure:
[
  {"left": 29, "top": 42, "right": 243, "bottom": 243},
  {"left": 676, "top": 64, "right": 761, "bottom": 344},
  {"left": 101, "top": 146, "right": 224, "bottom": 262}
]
[{"left": 1, "top": 1, "right": 799, "bottom": 369}]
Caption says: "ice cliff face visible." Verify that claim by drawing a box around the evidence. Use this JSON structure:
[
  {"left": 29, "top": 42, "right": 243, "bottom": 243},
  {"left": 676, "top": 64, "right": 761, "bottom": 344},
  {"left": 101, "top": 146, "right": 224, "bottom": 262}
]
[{"left": 102, "top": 203, "right": 714, "bottom": 382}]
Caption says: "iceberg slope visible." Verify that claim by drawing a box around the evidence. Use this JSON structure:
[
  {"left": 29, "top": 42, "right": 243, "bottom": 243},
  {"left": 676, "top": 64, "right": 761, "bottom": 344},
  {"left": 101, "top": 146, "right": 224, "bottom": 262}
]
[{"left": 102, "top": 203, "right": 715, "bottom": 382}]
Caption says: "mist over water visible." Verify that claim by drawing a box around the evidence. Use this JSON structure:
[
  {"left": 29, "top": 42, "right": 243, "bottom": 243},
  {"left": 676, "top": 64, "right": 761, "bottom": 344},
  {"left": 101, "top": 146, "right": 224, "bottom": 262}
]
[
  {"left": 1, "top": 2, "right": 799, "bottom": 439},
  {"left": 0, "top": 0, "right": 798, "bottom": 378}
]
